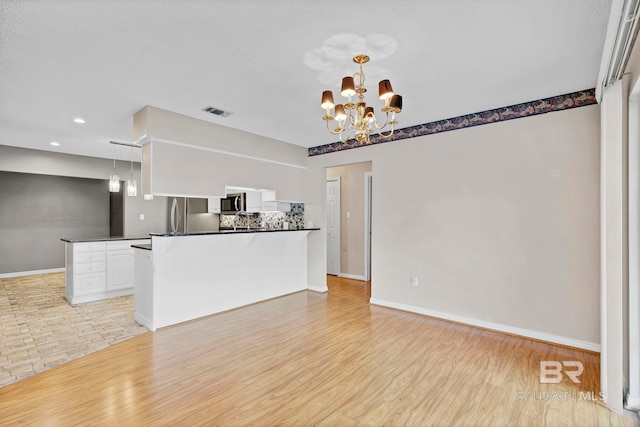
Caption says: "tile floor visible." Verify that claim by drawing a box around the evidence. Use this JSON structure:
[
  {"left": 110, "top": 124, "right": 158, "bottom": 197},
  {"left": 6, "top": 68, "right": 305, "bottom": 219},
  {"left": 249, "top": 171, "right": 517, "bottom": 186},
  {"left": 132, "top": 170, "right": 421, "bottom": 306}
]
[{"left": 0, "top": 272, "right": 148, "bottom": 388}]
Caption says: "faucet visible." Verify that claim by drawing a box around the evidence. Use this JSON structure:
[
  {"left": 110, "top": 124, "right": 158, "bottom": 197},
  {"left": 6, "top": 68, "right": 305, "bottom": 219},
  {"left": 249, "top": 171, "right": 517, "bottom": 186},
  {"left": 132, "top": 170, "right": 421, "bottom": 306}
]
[{"left": 233, "top": 211, "right": 251, "bottom": 231}]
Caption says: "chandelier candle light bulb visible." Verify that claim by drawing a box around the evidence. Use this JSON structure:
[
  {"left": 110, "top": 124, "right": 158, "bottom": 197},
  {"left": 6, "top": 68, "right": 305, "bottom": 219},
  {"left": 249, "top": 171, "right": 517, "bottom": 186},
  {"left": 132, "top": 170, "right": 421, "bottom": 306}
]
[{"left": 320, "top": 54, "right": 402, "bottom": 143}]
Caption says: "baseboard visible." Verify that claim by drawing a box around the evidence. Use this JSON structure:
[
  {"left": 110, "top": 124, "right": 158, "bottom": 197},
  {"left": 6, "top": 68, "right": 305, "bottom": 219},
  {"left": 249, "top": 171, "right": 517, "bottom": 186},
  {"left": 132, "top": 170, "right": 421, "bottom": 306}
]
[
  {"left": 626, "top": 393, "right": 640, "bottom": 412},
  {"left": 369, "top": 298, "right": 601, "bottom": 353},
  {"left": 0, "top": 267, "right": 65, "bottom": 279},
  {"left": 134, "top": 313, "right": 155, "bottom": 332},
  {"left": 338, "top": 273, "right": 367, "bottom": 281},
  {"left": 106, "top": 288, "right": 134, "bottom": 299},
  {"left": 68, "top": 292, "right": 108, "bottom": 305},
  {"left": 307, "top": 285, "right": 328, "bottom": 293}
]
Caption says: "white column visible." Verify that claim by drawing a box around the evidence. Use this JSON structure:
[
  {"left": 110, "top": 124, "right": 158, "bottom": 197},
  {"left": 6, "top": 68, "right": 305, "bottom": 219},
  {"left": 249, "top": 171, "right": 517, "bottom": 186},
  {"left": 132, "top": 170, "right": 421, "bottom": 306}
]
[
  {"left": 627, "top": 87, "right": 640, "bottom": 411},
  {"left": 601, "top": 77, "right": 628, "bottom": 414}
]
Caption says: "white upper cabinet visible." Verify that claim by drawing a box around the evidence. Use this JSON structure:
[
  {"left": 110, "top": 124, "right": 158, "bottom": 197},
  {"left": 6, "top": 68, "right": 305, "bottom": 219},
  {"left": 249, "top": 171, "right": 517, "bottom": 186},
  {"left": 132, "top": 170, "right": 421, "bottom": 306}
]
[
  {"left": 207, "top": 197, "right": 221, "bottom": 213},
  {"left": 261, "top": 190, "right": 276, "bottom": 202},
  {"left": 223, "top": 186, "right": 299, "bottom": 213},
  {"left": 261, "top": 201, "right": 291, "bottom": 212},
  {"left": 245, "top": 191, "right": 262, "bottom": 213}
]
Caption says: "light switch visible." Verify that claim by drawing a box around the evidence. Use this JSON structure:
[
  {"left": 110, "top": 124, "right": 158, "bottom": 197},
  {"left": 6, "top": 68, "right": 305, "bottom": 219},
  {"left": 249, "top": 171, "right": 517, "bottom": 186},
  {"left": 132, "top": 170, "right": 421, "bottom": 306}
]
[
  {"left": 139, "top": 214, "right": 145, "bottom": 220},
  {"left": 346, "top": 211, "right": 351, "bottom": 218}
]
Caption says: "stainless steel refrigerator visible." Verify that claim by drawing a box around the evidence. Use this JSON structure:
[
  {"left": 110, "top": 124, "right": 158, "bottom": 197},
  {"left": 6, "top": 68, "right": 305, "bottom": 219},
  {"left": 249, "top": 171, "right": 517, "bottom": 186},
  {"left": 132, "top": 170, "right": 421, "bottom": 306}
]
[{"left": 169, "top": 197, "right": 219, "bottom": 233}]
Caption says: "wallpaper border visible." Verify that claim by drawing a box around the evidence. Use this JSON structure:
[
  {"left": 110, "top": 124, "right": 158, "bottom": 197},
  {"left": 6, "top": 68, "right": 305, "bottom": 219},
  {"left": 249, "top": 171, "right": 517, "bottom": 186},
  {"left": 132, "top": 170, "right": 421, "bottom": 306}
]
[{"left": 308, "top": 88, "right": 597, "bottom": 157}]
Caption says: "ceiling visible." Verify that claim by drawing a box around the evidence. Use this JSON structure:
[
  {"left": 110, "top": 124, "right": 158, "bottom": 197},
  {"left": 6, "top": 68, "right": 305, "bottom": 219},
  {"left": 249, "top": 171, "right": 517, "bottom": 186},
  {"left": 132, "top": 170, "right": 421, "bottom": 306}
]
[{"left": 0, "top": 0, "right": 612, "bottom": 162}]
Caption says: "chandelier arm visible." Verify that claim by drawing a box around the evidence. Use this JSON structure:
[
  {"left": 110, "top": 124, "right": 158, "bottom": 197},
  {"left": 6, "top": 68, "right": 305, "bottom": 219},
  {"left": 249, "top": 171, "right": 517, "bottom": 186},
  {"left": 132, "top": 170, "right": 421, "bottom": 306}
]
[
  {"left": 341, "top": 126, "right": 353, "bottom": 142},
  {"left": 325, "top": 119, "right": 345, "bottom": 136},
  {"left": 338, "top": 132, "right": 350, "bottom": 143},
  {"left": 372, "top": 112, "right": 390, "bottom": 131},
  {"left": 377, "top": 122, "right": 396, "bottom": 139}
]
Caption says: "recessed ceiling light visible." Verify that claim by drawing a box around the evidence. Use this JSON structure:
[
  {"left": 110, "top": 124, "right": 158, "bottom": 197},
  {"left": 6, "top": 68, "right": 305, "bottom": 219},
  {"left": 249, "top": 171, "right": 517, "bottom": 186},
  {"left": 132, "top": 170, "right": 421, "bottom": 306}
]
[
  {"left": 73, "top": 117, "right": 86, "bottom": 124},
  {"left": 50, "top": 141, "right": 60, "bottom": 146}
]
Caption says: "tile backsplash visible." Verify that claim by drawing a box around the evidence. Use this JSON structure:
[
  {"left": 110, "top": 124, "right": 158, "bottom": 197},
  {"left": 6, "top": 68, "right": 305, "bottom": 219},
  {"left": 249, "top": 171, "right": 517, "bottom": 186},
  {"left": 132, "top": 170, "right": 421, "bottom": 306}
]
[{"left": 220, "top": 203, "right": 304, "bottom": 230}]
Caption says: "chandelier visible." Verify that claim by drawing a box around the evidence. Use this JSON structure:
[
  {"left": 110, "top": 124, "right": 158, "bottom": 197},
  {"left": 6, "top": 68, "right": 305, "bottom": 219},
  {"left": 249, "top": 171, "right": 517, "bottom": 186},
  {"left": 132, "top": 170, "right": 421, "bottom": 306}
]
[{"left": 320, "top": 54, "right": 402, "bottom": 143}]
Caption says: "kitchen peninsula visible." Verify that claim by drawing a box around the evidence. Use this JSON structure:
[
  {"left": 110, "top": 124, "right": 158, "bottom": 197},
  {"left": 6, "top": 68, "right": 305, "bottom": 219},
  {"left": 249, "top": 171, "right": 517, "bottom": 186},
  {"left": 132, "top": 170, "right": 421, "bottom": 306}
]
[{"left": 133, "top": 228, "right": 319, "bottom": 331}]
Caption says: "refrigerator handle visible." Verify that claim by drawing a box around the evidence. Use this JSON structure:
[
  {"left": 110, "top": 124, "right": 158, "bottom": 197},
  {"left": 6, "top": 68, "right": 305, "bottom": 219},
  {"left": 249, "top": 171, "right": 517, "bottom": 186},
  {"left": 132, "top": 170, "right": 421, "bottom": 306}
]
[{"left": 171, "top": 197, "right": 178, "bottom": 233}]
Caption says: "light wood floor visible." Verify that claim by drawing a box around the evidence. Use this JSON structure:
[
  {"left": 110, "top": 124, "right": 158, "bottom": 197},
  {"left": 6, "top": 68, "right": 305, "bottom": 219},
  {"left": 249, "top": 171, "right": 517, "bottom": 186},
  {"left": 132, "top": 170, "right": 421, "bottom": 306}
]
[{"left": 0, "top": 276, "right": 633, "bottom": 426}]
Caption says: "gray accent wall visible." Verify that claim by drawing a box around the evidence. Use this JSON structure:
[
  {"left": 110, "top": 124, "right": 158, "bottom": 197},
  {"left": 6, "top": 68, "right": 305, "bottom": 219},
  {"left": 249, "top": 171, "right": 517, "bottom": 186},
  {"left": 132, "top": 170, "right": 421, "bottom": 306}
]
[
  {"left": 0, "top": 145, "right": 170, "bottom": 274},
  {"left": 0, "top": 171, "right": 109, "bottom": 274}
]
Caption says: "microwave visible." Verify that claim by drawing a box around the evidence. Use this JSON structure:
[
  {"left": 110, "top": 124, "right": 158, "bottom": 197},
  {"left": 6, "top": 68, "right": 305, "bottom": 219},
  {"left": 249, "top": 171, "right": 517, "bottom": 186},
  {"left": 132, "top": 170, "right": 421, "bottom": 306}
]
[{"left": 220, "top": 193, "right": 246, "bottom": 214}]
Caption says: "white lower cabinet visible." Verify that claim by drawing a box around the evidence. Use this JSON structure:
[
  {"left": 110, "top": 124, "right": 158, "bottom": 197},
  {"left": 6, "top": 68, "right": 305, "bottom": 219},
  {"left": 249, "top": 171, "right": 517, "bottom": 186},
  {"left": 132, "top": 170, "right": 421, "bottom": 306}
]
[
  {"left": 74, "top": 272, "right": 107, "bottom": 295},
  {"left": 107, "top": 249, "right": 135, "bottom": 291},
  {"left": 65, "top": 239, "right": 150, "bottom": 304}
]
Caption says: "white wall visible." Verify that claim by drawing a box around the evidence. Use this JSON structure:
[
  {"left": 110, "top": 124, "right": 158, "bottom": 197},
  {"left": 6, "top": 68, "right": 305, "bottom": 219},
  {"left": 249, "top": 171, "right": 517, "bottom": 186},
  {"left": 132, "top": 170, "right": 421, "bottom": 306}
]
[
  {"left": 135, "top": 106, "right": 309, "bottom": 200},
  {"left": 308, "top": 105, "right": 601, "bottom": 348}
]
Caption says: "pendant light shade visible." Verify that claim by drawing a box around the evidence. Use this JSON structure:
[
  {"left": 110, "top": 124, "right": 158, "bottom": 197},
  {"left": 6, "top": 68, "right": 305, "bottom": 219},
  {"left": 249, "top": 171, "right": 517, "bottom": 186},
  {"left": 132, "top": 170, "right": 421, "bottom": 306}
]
[
  {"left": 127, "top": 146, "right": 137, "bottom": 197},
  {"left": 341, "top": 76, "right": 356, "bottom": 97},
  {"left": 334, "top": 104, "right": 347, "bottom": 121},
  {"left": 109, "top": 174, "right": 120, "bottom": 192},
  {"left": 364, "top": 106, "right": 374, "bottom": 122},
  {"left": 109, "top": 144, "right": 120, "bottom": 193},
  {"left": 378, "top": 79, "right": 394, "bottom": 100},
  {"left": 127, "top": 178, "right": 137, "bottom": 197},
  {"left": 321, "top": 90, "right": 335, "bottom": 110},
  {"left": 389, "top": 94, "right": 403, "bottom": 113}
]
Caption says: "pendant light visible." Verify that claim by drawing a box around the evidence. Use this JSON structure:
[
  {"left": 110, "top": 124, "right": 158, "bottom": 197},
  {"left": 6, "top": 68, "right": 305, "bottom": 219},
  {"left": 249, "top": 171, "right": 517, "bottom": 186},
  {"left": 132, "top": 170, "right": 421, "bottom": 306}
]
[
  {"left": 126, "top": 146, "right": 137, "bottom": 197},
  {"left": 109, "top": 140, "right": 142, "bottom": 194},
  {"left": 109, "top": 144, "right": 120, "bottom": 192}
]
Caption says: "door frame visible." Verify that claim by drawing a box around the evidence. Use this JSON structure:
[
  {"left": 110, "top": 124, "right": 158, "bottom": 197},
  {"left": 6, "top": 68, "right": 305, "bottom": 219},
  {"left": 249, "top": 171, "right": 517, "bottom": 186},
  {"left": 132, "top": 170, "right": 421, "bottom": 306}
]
[
  {"left": 326, "top": 176, "right": 341, "bottom": 276},
  {"left": 364, "top": 172, "right": 372, "bottom": 282}
]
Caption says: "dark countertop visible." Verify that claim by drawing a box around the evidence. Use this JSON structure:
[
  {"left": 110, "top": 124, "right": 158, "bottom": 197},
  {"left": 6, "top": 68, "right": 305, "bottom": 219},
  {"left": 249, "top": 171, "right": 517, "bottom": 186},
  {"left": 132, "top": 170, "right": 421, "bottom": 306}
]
[
  {"left": 60, "top": 236, "right": 152, "bottom": 243},
  {"left": 131, "top": 244, "right": 152, "bottom": 251},
  {"left": 150, "top": 228, "right": 320, "bottom": 237}
]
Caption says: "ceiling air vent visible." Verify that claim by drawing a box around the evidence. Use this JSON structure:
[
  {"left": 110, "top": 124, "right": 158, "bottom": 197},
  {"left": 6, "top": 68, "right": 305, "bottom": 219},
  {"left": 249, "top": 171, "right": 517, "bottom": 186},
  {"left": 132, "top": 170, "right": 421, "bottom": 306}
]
[{"left": 202, "top": 106, "right": 232, "bottom": 117}]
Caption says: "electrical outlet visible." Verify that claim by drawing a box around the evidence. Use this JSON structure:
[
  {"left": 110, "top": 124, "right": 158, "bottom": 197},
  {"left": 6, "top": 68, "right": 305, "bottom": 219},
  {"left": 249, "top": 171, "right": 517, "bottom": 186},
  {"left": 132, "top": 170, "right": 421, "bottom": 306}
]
[
  {"left": 411, "top": 276, "right": 419, "bottom": 287},
  {"left": 139, "top": 214, "right": 145, "bottom": 220}
]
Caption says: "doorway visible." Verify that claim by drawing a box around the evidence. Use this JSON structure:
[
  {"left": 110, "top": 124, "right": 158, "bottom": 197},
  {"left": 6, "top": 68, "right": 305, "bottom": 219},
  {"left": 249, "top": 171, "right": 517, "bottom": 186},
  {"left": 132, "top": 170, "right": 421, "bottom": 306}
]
[
  {"left": 326, "top": 176, "right": 341, "bottom": 275},
  {"left": 109, "top": 180, "right": 124, "bottom": 237},
  {"left": 326, "top": 162, "right": 372, "bottom": 281}
]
